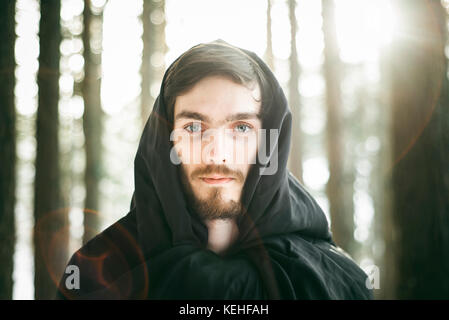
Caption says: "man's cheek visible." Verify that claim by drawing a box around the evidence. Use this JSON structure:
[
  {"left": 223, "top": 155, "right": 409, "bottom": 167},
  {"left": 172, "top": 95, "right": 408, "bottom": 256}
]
[
  {"left": 170, "top": 130, "right": 202, "bottom": 165},
  {"left": 232, "top": 132, "right": 258, "bottom": 165}
]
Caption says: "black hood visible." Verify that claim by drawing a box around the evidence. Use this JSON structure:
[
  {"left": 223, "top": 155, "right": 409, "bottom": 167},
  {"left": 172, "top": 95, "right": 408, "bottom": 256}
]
[{"left": 131, "top": 40, "right": 333, "bottom": 260}]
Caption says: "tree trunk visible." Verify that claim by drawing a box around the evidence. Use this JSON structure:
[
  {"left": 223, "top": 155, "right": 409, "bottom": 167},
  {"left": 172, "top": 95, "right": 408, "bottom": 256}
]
[
  {"left": 389, "top": 0, "right": 449, "bottom": 299},
  {"left": 0, "top": 0, "right": 16, "bottom": 300},
  {"left": 264, "top": 0, "right": 274, "bottom": 71},
  {"left": 377, "top": 34, "right": 396, "bottom": 300},
  {"left": 82, "top": 0, "right": 104, "bottom": 245},
  {"left": 287, "top": 0, "right": 303, "bottom": 183},
  {"left": 321, "top": 0, "right": 355, "bottom": 254},
  {"left": 141, "top": 0, "right": 167, "bottom": 127},
  {"left": 34, "top": 0, "right": 69, "bottom": 300}
]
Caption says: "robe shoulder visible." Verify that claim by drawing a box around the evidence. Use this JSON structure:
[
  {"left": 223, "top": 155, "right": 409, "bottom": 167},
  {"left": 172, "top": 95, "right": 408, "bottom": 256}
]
[
  {"left": 55, "top": 214, "right": 144, "bottom": 299},
  {"left": 263, "top": 233, "right": 374, "bottom": 299}
]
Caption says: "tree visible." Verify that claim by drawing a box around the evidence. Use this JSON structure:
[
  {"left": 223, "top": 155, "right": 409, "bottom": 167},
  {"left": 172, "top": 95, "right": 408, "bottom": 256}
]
[
  {"left": 388, "top": 0, "right": 449, "bottom": 298},
  {"left": 321, "top": 0, "right": 355, "bottom": 255},
  {"left": 34, "top": 0, "right": 69, "bottom": 299},
  {"left": 140, "top": 0, "right": 167, "bottom": 127},
  {"left": 377, "top": 26, "right": 396, "bottom": 301},
  {"left": 0, "top": 0, "right": 16, "bottom": 300},
  {"left": 82, "top": 0, "right": 105, "bottom": 245},
  {"left": 264, "top": 0, "right": 274, "bottom": 70},
  {"left": 287, "top": 0, "right": 303, "bottom": 183}
]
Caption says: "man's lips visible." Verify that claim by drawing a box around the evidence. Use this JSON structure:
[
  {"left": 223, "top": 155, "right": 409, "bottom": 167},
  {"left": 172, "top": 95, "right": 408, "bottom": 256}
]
[{"left": 200, "top": 176, "right": 234, "bottom": 184}]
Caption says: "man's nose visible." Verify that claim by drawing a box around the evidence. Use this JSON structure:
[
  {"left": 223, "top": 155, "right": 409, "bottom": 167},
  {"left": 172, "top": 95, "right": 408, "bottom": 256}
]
[{"left": 202, "top": 129, "right": 232, "bottom": 164}]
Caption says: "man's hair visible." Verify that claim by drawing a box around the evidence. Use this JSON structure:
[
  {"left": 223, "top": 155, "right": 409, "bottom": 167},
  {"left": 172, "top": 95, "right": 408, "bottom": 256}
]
[{"left": 163, "top": 40, "right": 271, "bottom": 122}]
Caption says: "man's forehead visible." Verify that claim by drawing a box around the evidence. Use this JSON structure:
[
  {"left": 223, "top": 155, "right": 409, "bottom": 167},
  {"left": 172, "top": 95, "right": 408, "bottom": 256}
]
[{"left": 173, "top": 77, "right": 262, "bottom": 124}]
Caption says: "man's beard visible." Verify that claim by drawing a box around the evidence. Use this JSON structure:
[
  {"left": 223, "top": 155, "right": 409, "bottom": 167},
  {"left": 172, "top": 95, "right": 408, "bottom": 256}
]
[{"left": 179, "top": 165, "right": 244, "bottom": 220}]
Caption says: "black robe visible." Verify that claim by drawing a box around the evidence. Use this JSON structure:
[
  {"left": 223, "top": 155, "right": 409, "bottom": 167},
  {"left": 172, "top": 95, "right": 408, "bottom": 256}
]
[{"left": 56, "top": 41, "right": 373, "bottom": 300}]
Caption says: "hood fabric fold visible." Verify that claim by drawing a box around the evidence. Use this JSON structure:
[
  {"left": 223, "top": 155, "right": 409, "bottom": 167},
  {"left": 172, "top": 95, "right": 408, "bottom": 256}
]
[{"left": 56, "top": 40, "right": 372, "bottom": 300}]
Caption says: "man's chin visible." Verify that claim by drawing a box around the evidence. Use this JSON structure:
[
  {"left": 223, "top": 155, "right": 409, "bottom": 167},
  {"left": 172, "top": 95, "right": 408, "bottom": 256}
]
[
  {"left": 180, "top": 173, "right": 243, "bottom": 220},
  {"left": 191, "top": 195, "right": 242, "bottom": 220}
]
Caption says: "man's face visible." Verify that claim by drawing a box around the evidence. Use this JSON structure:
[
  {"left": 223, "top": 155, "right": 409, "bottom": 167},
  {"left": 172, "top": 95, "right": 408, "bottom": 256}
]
[{"left": 172, "top": 75, "right": 262, "bottom": 221}]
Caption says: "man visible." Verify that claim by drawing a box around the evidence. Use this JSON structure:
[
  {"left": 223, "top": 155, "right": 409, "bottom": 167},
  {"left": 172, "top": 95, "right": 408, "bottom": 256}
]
[{"left": 56, "top": 40, "right": 373, "bottom": 299}]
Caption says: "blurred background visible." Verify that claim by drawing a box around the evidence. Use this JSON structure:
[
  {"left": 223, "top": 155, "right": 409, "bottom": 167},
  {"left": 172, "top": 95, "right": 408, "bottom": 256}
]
[{"left": 0, "top": 0, "right": 448, "bottom": 300}]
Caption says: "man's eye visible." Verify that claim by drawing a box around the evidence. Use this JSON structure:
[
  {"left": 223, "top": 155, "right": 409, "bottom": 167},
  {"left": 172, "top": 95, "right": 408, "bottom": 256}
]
[
  {"left": 185, "top": 122, "right": 202, "bottom": 133},
  {"left": 234, "top": 123, "right": 253, "bottom": 133}
]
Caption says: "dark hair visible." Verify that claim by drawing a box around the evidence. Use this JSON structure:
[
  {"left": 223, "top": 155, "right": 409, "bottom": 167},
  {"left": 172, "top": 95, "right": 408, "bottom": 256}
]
[{"left": 163, "top": 40, "right": 271, "bottom": 122}]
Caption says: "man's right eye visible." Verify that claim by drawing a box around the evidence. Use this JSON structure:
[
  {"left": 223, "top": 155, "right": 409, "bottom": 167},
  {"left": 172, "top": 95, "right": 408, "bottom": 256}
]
[{"left": 184, "top": 122, "right": 202, "bottom": 133}]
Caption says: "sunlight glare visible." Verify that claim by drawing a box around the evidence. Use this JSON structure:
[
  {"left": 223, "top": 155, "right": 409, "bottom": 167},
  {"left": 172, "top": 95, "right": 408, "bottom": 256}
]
[
  {"left": 101, "top": 0, "right": 143, "bottom": 115},
  {"left": 165, "top": 0, "right": 266, "bottom": 66},
  {"left": 353, "top": 189, "right": 374, "bottom": 243},
  {"left": 271, "top": 0, "right": 290, "bottom": 60},
  {"left": 296, "top": 0, "right": 324, "bottom": 68},
  {"left": 335, "top": 0, "right": 395, "bottom": 64},
  {"left": 303, "top": 156, "right": 330, "bottom": 190}
]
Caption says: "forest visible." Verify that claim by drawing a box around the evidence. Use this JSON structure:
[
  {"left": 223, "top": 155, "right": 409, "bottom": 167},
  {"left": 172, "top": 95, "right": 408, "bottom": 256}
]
[{"left": 0, "top": 0, "right": 448, "bottom": 299}]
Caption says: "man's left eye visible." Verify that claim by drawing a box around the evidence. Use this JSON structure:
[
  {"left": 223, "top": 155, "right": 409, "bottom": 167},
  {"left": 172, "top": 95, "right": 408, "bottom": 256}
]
[{"left": 234, "top": 124, "right": 252, "bottom": 133}]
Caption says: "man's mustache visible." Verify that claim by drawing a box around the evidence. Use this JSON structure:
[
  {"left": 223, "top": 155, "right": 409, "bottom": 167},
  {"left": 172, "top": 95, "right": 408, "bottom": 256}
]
[{"left": 191, "top": 165, "right": 244, "bottom": 182}]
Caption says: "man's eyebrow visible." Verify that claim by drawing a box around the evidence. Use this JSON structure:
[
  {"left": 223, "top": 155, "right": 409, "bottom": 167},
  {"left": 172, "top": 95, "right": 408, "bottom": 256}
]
[
  {"left": 175, "top": 111, "right": 212, "bottom": 122},
  {"left": 225, "top": 112, "right": 261, "bottom": 122},
  {"left": 175, "top": 111, "right": 261, "bottom": 123}
]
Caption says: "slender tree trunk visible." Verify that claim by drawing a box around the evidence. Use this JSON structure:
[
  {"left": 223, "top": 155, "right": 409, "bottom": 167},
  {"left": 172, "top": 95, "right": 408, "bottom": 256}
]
[
  {"left": 141, "top": 0, "right": 167, "bottom": 127},
  {"left": 322, "top": 0, "right": 355, "bottom": 254},
  {"left": 264, "top": 0, "right": 274, "bottom": 71},
  {"left": 389, "top": 0, "right": 449, "bottom": 299},
  {"left": 34, "top": 0, "right": 68, "bottom": 299},
  {"left": 0, "top": 0, "right": 16, "bottom": 300},
  {"left": 82, "top": 0, "right": 104, "bottom": 245},
  {"left": 287, "top": 0, "right": 303, "bottom": 183},
  {"left": 377, "top": 35, "right": 396, "bottom": 300}
]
